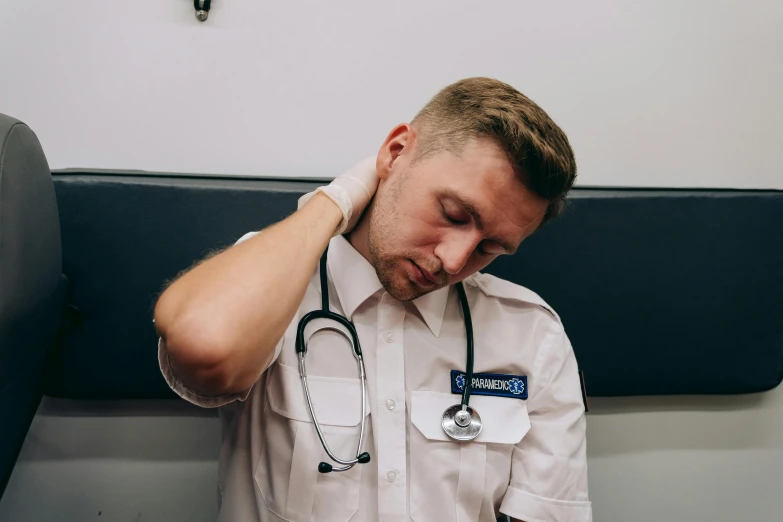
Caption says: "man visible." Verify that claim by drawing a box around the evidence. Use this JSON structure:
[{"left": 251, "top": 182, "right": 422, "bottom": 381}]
[{"left": 154, "top": 77, "right": 591, "bottom": 522}]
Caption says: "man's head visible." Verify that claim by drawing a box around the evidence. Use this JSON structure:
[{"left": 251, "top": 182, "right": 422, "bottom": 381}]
[{"left": 349, "top": 77, "right": 576, "bottom": 302}]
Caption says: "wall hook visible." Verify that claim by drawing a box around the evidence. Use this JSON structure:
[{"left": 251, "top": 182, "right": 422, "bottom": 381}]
[{"left": 194, "top": 0, "right": 211, "bottom": 22}]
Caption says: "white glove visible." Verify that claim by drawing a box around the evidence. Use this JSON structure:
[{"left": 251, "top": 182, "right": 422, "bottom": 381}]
[{"left": 297, "top": 156, "right": 379, "bottom": 236}]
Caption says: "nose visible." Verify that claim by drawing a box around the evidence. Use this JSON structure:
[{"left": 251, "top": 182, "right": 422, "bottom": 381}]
[{"left": 434, "top": 232, "right": 481, "bottom": 276}]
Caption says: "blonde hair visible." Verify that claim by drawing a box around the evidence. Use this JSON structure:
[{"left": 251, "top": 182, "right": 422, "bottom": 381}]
[{"left": 411, "top": 77, "right": 576, "bottom": 224}]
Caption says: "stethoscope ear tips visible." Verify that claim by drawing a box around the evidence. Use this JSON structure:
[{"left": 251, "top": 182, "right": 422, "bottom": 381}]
[{"left": 318, "top": 453, "right": 371, "bottom": 473}]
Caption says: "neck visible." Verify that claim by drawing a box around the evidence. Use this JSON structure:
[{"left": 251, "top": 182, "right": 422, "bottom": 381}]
[{"left": 346, "top": 204, "right": 373, "bottom": 263}]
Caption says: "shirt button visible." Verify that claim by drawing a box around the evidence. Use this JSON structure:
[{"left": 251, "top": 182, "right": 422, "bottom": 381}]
[
  {"left": 387, "top": 470, "right": 397, "bottom": 482},
  {"left": 384, "top": 332, "right": 394, "bottom": 343},
  {"left": 385, "top": 399, "right": 396, "bottom": 411}
]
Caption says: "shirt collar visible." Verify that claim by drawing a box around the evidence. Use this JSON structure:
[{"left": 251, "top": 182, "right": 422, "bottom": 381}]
[{"left": 325, "top": 235, "right": 450, "bottom": 337}]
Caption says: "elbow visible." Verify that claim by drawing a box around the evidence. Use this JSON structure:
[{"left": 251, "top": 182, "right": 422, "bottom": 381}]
[
  {"left": 155, "top": 298, "right": 240, "bottom": 396},
  {"left": 164, "top": 330, "right": 237, "bottom": 396}
]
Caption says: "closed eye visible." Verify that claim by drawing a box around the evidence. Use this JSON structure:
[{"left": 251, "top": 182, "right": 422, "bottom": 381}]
[
  {"left": 442, "top": 206, "right": 503, "bottom": 257},
  {"left": 442, "top": 207, "right": 468, "bottom": 225}
]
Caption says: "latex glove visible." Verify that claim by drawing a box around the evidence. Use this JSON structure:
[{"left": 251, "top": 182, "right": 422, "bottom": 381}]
[{"left": 297, "top": 156, "right": 379, "bottom": 236}]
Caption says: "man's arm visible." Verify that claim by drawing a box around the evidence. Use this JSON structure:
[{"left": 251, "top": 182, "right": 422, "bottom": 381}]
[
  {"left": 153, "top": 192, "right": 341, "bottom": 397},
  {"left": 499, "top": 319, "right": 591, "bottom": 522}
]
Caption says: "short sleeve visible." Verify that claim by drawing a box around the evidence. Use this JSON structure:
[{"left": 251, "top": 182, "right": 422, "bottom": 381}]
[
  {"left": 158, "top": 335, "right": 284, "bottom": 408},
  {"left": 234, "top": 230, "right": 261, "bottom": 246},
  {"left": 500, "top": 323, "right": 592, "bottom": 522},
  {"left": 156, "top": 229, "right": 278, "bottom": 408}
]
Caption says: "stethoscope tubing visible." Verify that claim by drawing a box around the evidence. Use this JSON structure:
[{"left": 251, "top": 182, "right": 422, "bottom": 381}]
[
  {"left": 455, "top": 282, "right": 474, "bottom": 410},
  {"left": 298, "top": 326, "right": 368, "bottom": 469},
  {"left": 296, "top": 245, "right": 477, "bottom": 473}
]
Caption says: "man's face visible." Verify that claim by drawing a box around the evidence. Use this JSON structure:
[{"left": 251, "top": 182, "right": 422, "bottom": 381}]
[{"left": 365, "top": 137, "right": 549, "bottom": 302}]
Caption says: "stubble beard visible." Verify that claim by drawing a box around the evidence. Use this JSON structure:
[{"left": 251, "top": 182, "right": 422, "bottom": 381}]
[{"left": 367, "top": 176, "right": 422, "bottom": 302}]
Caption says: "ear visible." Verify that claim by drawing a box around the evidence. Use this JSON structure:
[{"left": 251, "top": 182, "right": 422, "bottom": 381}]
[{"left": 376, "top": 123, "right": 416, "bottom": 181}]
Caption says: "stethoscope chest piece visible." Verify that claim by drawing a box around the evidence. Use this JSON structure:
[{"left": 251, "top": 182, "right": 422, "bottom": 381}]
[{"left": 442, "top": 404, "right": 482, "bottom": 441}]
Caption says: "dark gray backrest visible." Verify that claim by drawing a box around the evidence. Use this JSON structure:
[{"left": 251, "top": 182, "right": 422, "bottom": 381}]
[
  {"left": 0, "top": 114, "right": 67, "bottom": 497},
  {"left": 44, "top": 173, "right": 783, "bottom": 400}
]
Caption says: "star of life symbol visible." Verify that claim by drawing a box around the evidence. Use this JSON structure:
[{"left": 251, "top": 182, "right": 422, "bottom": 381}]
[
  {"left": 456, "top": 374, "right": 466, "bottom": 390},
  {"left": 508, "top": 378, "right": 525, "bottom": 395}
]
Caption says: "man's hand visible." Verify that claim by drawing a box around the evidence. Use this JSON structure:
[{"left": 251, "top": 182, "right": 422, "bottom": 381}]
[{"left": 297, "top": 156, "right": 379, "bottom": 236}]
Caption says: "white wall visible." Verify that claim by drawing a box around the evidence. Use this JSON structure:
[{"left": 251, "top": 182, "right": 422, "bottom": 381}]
[
  {"left": 1, "top": 1, "right": 782, "bottom": 521},
  {"left": 4, "top": 388, "right": 783, "bottom": 522},
  {"left": 0, "top": 0, "right": 781, "bottom": 188}
]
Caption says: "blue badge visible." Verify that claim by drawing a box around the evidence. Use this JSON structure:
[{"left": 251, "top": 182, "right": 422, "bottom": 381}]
[{"left": 451, "top": 370, "right": 528, "bottom": 400}]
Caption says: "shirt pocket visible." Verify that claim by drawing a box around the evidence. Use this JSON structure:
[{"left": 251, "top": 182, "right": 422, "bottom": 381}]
[
  {"left": 254, "top": 363, "right": 370, "bottom": 522},
  {"left": 409, "top": 390, "right": 531, "bottom": 522}
]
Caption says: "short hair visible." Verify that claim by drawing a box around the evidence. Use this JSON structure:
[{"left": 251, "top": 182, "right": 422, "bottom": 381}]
[{"left": 410, "top": 77, "right": 576, "bottom": 225}]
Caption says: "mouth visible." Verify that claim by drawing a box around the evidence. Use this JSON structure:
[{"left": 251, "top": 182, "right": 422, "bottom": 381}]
[{"left": 409, "top": 260, "right": 439, "bottom": 288}]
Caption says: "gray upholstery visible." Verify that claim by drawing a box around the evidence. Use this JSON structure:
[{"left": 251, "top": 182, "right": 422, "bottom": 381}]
[
  {"left": 44, "top": 172, "right": 783, "bottom": 400},
  {"left": 0, "top": 114, "right": 67, "bottom": 497}
]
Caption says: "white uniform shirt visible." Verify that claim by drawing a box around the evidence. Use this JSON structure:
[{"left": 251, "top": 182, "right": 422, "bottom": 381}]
[{"left": 159, "top": 232, "right": 592, "bottom": 522}]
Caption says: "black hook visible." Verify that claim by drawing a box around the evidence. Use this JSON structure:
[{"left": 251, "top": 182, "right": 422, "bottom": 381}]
[{"left": 194, "top": 0, "right": 211, "bottom": 22}]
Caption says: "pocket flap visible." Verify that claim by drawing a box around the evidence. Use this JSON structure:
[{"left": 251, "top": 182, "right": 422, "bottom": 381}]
[
  {"left": 411, "top": 390, "right": 530, "bottom": 444},
  {"left": 267, "top": 363, "right": 370, "bottom": 427}
]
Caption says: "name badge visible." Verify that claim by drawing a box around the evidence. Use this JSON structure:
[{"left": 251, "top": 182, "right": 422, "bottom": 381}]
[{"left": 451, "top": 370, "right": 528, "bottom": 400}]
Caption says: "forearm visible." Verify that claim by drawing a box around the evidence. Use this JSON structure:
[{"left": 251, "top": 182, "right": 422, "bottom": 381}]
[{"left": 154, "top": 192, "right": 341, "bottom": 395}]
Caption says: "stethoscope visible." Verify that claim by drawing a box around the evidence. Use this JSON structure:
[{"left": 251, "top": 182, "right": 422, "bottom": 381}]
[{"left": 296, "top": 246, "right": 481, "bottom": 474}]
